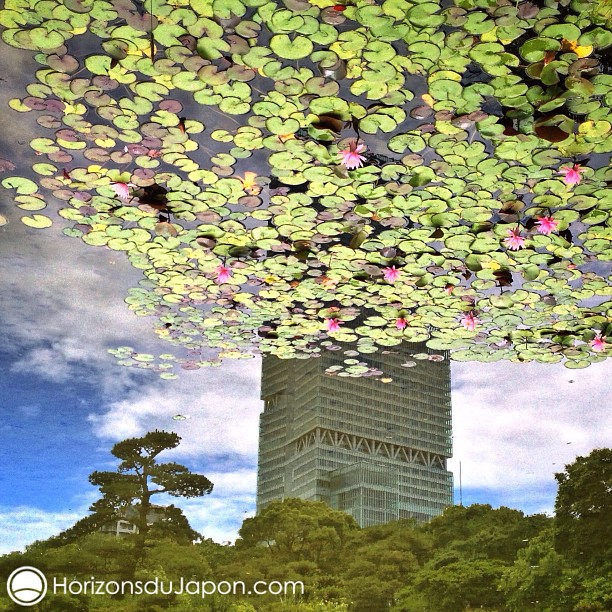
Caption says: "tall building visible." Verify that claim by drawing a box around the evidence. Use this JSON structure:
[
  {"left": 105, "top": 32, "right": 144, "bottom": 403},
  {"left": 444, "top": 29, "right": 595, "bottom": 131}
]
[{"left": 256, "top": 343, "right": 453, "bottom": 527}]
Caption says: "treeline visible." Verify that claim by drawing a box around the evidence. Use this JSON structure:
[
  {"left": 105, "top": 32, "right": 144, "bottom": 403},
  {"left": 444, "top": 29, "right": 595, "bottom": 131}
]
[{"left": 0, "top": 449, "right": 609, "bottom": 612}]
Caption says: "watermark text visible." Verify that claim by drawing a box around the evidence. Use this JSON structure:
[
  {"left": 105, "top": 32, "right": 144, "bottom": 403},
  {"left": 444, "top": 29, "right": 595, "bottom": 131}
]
[
  {"left": 52, "top": 576, "right": 303, "bottom": 598},
  {"left": 6, "top": 567, "right": 304, "bottom": 606}
]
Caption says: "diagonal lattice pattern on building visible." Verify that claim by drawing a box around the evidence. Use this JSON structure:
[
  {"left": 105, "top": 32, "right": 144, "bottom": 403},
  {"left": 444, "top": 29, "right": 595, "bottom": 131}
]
[{"left": 257, "top": 342, "right": 453, "bottom": 527}]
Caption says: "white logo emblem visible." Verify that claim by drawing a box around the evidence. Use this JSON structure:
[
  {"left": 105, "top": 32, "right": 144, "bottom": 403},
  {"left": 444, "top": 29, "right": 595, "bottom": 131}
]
[{"left": 6, "top": 567, "right": 47, "bottom": 606}]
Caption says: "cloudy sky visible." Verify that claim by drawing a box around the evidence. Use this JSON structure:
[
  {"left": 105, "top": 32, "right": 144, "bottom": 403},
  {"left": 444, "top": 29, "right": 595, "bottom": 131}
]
[{"left": 1, "top": 39, "right": 611, "bottom": 556}]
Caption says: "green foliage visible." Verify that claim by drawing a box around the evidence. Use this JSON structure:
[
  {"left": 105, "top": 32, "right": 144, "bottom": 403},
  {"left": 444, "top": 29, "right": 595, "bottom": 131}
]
[
  {"left": 45, "top": 431, "right": 212, "bottom": 583},
  {"left": 424, "top": 504, "right": 550, "bottom": 562},
  {"left": 499, "top": 528, "right": 576, "bottom": 612},
  {"left": 397, "top": 558, "right": 509, "bottom": 611},
  {"left": 1, "top": 0, "right": 612, "bottom": 376},
  {"left": 554, "top": 448, "right": 612, "bottom": 566},
  {"left": 393, "top": 505, "right": 553, "bottom": 611},
  {"left": 341, "top": 521, "right": 427, "bottom": 610},
  {"left": 500, "top": 526, "right": 612, "bottom": 612},
  {"left": 2, "top": 473, "right": 612, "bottom": 612},
  {"left": 237, "top": 498, "right": 359, "bottom": 564}
]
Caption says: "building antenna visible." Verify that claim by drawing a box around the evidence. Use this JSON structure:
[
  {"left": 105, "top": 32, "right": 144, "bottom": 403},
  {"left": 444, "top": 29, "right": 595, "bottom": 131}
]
[{"left": 459, "top": 461, "right": 463, "bottom": 507}]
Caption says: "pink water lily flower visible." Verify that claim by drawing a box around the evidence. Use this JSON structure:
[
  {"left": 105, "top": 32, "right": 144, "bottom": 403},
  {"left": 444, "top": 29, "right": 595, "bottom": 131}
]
[
  {"left": 590, "top": 334, "right": 607, "bottom": 352},
  {"left": 395, "top": 317, "right": 408, "bottom": 330},
  {"left": 110, "top": 181, "right": 136, "bottom": 200},
  {"left": 559, "top": 164, "right": 586, "bottom": 186},
  {"left": 461, "top": 312, "right": 480, "bottom": 331},
  {"left": 504, "top": 228, "right": 525, "bottom": 250},
  {"left": 338, "top": 140, "right": 367, "bottom": 170},
  {"left": 444, "top": 284, "right": 455, "bottom": 295},
  {"left": 325, "top": 318, "right": 341, "bottom": 332},
  {"left": 383, "top": 266, "right": 400, "bottom": 282},
  {"left": 215, "top": 265, "right": 233, "bottom": 283},
  {"left": 535, "top": 216, "right": 559, "bottom": 235}
]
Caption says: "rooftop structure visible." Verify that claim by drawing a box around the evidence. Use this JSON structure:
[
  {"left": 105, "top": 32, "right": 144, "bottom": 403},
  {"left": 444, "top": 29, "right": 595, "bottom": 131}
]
[{"left": 99, "top": 505, "right": 167, "bottom": 537}]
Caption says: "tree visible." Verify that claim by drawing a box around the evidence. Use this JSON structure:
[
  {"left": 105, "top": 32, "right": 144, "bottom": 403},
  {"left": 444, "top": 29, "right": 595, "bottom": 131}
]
[
  {"left": 233, "top": 499, "right": 358, "bottom": 608},
  {"left": 56, "top": 430, "right": 213, "bottom": 578},
  {"left": 147, "top": 504, "right": 202, "bottom": 545},
  {"left": 394, "top": 557, "right": 509, "bottom": 612},
  {"left": 390, "top": 505, "right": 554, "bottom": 612},
  {"left": 499, "top": 528, "right": 573, "bottom": 612},
  {"left": 500, "top": 526, "right": 612, "bottom": 612},
  {"left": 237, "top": 498, "right": 358, "bottom": 565},
  {"left": 554, "top": 448, "right": 612, "bottom": 566},
  {"left": 341, "top": 521, "right": 429, "bottom": 610}
]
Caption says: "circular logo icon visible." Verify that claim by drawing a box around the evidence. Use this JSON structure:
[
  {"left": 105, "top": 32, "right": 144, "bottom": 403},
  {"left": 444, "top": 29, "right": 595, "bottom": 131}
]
[{"left": 6, "top": 567, "right": 47, "bottom": 606}]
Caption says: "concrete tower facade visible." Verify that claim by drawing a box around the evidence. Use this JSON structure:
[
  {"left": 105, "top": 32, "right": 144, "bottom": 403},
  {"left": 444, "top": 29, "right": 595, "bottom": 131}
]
[{"left": 256, "top": 343, "right": 453, "bottom": 527}]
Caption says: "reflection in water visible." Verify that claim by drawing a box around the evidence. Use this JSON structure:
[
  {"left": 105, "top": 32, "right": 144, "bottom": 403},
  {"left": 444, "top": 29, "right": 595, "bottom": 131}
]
[
  {"left": 1, "top": 0, "right": 612, "bottom": 380},
  {"left": 1, "top": 0, "right": 612, "bottom": 608}
]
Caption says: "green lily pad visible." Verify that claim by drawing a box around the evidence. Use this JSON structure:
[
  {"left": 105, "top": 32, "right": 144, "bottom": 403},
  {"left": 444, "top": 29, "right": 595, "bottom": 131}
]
[
  {"left": 21, "top": 214, "right": 53, "bottom": 228},
  {"left": 270, "top": 34, "right": 313, "bottom": 60},
  {"left": 197, "top": 37, "right": 230, "bottom": 60},
  {"left": 540, "top": 23, "right": 581, "bottom": 41},
  {"left": 2, "top": 176, "right": 39, "bottom": 194},
  {"left": 519, "top": 37, "right": 561, "bottom": 63},
  {"left": 407, "top": 3, "right": 444, "bottom": 29},
  {"left": 579, "top": 27, "right": 612, "bottom": 49}
]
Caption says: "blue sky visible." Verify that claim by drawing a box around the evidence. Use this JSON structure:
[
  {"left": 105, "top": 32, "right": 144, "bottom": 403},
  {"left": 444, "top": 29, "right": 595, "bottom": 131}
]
[{"left": 1, "top": 38, "right": 611, "bottom": 556}]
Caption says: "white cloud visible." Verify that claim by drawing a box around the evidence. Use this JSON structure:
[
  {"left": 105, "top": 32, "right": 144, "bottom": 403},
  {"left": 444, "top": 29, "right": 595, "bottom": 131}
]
[
  {"left": 11, "top": 337, "right": 95, "bottom": 383},
  {"left": 0, "top": 506, "right": 85, "bottom": 555},
  {"left": 0, "top": 467, "right": 257, "bottom": 553},
  {"left": 182, "top": 497, "right": 254, "bottom": 545},
  {"left": 0, "top": 220, "right": 166, "bottom": 398},
  {"left": 163, "top": 469, "right": 257, "bottom": 544},
  {"left": 205, "top": 469, "right": 258, "bottom": 496},
  {"left": 448, "top": 359, "right": 612, "bottom": 508},
  {"left": 88, "top": 359, "right": 263, "bottom": 459},
  {"left": 1, "top": 211, "right": 264, "bottom": 548},
  {"left": 0, "top": 469, "right": 258, "bottom": 554}
]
